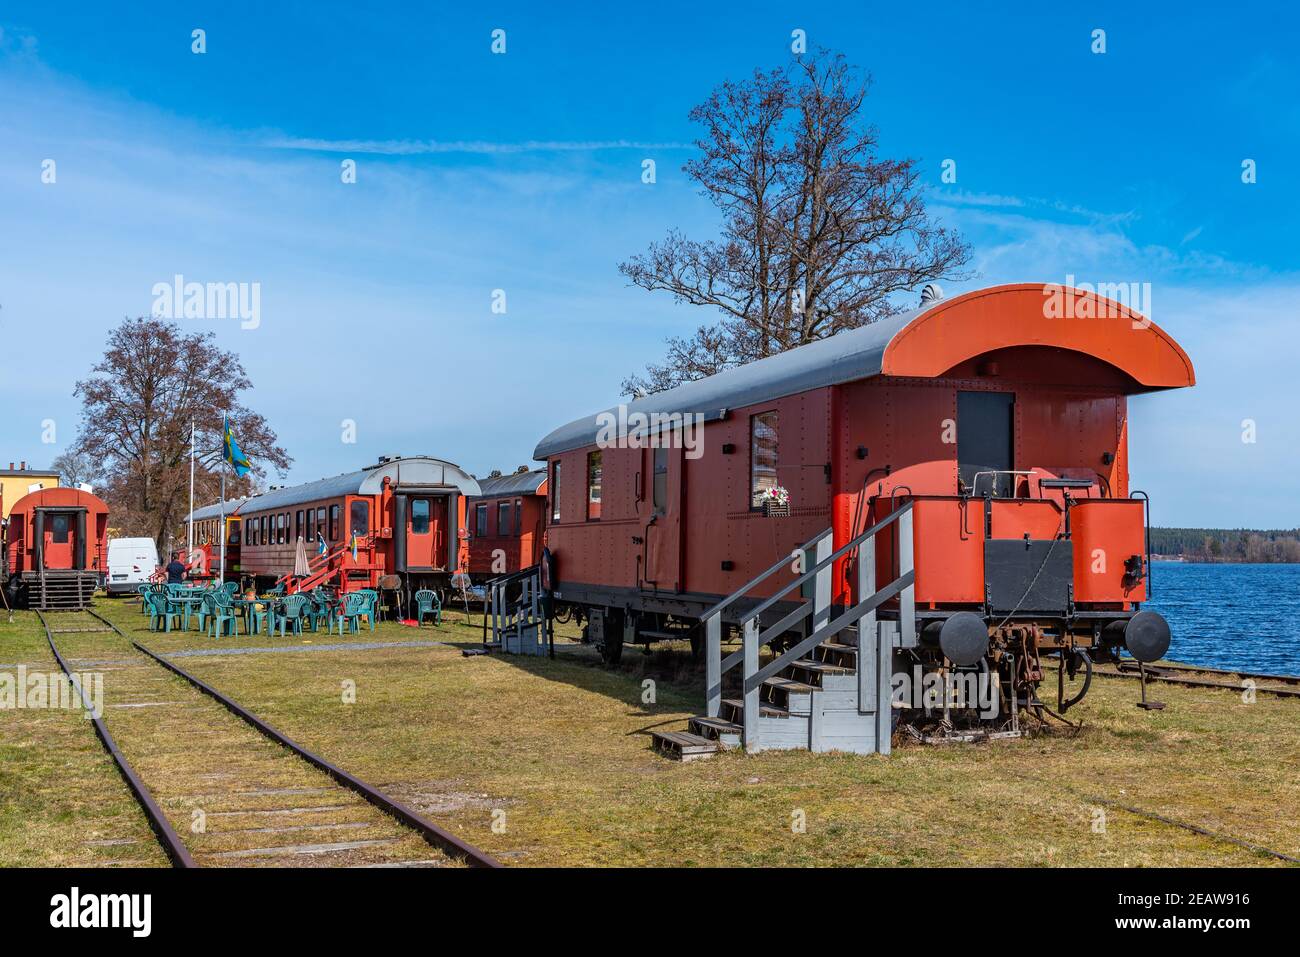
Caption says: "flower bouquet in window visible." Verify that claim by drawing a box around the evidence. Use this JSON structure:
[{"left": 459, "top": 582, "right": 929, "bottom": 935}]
[{"left": 758, "top": 485, "right": 790, "bottom": 517}]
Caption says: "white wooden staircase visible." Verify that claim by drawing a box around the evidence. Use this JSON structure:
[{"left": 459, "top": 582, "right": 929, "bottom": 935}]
[{"left": 652, "top": 503, "right": 916, "bottom": 759}]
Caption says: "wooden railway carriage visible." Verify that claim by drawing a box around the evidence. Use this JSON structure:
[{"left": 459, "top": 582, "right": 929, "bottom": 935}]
[
  {"left": 466, "top": 469, "right": 548, "bottom": 579},
  {"left": 4, "top": 486, "right": 110, "bottom": 609},
  {"left": 534, "top": 283, "right": 1195, "bottom": 755},
  {"left": 187, "top": 455, "right": 480, "bottom": 597}
]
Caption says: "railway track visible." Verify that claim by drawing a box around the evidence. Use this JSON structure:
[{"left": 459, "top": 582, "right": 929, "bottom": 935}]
[
  {"left": 1090, "top": 657, "right": 1300, "bottom": 699},
  {"left": 36, "top": 607, "right": 500, "bottom": 869}
]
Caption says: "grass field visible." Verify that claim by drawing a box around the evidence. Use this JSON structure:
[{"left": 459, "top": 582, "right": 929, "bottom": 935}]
[{"left": 3, "top": 595, "right": 1297, "bottom": 867}]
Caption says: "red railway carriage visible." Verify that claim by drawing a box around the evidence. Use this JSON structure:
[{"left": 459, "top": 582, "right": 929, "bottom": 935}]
[
  {"left": 533, "top": 283, "right": 1194, "bottom": 736},
  {"left": 187, "top": 455, "right": 480, "bottom": 596},
  {"left": 4, "top": 486, "right": 109, "bottom": 609},
  {"left": 466, "top": 469, "right": 548, "bottom": 579}
]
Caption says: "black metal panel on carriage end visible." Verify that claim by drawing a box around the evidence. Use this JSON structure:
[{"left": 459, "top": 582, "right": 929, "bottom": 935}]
[
  {"left": 393, "top": 494, "right": 408, "bottom": 572},
  {"left": 984, "top": 539, "right": 1073, "bottom": 614}
]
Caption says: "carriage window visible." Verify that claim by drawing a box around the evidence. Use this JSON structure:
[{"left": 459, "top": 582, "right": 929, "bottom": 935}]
[
  {"left": 228, "top": 521, "right": 240, "bottom": 545},
  {"left": 329, "top": 504, "right": 340, "bottom": 541},
  {"left": 260, "top": 515, "right": 269, "bottom": 544},
  {"left": 498, "top": 501, "right": 512, "bottom": 536},
  {"left": 411, "top": 499, "right": 430, "bottom": 534},
  {"left": 306, "top": 509, "right": 315, "bottom": 541},
  {"left": 244, "top": 519, "right": 251, "bottom": 545},
  {"left": 551, "top": 462, "right": 562, "bottom": 523},
  {"left": 278, "top": 513, "right": 287, "bottom": 544},
  {"left": 475, "top": 503, "right": 488, "bottom": 536},
  {"left": 296, "top": 510, "right": 303, "bottom": 541},
  {"left": 750, "top": 411, "right": 779, "bottom": 508},
  {"left": 587, "top": 451, "right": 602, "bottom": 521},
  {"left": 653, "top": 448, "right": 668, "bottom": 514},
  {"left": 515, "top": 500, "right": 522, "bottom": 538},
  {"left": 51, "top": 514, "right": 70, "bottom": 543},
  {"left": 316, "top": 509, "right": 326, "bottom": 542},
  {"left": 350, "top": 500, "right": 369, "bottom": 537}
]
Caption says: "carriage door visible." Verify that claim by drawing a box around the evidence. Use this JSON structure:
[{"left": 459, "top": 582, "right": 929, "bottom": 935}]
[
  {"left": 957, "top": 391, "right": 1015, "bottom": 497},
  {"left": 642, "top": 445, "right": 684, "bottom": 592},
  {"left": 405, "top": 496, "right": 447, "bottom": 570},
  {"left": 41, "top": 510, "right": 78, "bottom": 569}
]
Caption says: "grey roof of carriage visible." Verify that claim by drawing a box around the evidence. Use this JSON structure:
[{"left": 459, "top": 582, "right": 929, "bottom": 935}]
[
  {"left": 471, "top": 469, "right": 547, "bottom": 498},
  {"left": 532, "top": 303, "right": 928, "bottom": 459},
  {"left": 186, "top": 456, "right": 481, "bottom": 521}
]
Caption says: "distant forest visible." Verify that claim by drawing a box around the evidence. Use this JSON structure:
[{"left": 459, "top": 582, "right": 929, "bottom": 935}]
[{"left": 1150, "top": 527, "right": 1300, "bottom": 563}]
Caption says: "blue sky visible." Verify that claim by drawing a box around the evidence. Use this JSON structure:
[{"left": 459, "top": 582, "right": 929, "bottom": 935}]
[{"left": 0, "top": 1, "right": 1296, "bottom": 527}]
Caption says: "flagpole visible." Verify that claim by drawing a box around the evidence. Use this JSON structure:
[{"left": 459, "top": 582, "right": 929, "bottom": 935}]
[
  {"left": 219, "top": 467, "right": 227, "bottom": 585},
  {"left": 187, "top": 419, "right": 195, "bottom": 555}
]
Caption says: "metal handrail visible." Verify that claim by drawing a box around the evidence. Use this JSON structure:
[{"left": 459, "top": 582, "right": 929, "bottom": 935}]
[
  {"left": 704, "top": 496, "right": 917, "bottom": 747},
  {"left": 746, "top": 501, "right": 915, "bottom": 625},
  {"left": 698, "top": 527, "right": 832, "bottom": 623},
  {"left": 745, "top": 570, "right": 914, "bottom": 693}
]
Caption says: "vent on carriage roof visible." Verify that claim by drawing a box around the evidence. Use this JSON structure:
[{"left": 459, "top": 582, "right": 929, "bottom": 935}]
[{"left": 920, "top": 283, "right": 944, "bottom": 305}]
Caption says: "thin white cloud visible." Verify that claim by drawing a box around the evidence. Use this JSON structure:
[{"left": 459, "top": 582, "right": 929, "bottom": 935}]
[{"left": 264, "top": 136, "right": 693, "bottom": 155}]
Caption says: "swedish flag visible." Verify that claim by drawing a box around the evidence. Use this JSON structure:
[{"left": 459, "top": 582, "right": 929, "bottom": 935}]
[{"left": 222, "top": 415, "right": 252, "bottom": 477}]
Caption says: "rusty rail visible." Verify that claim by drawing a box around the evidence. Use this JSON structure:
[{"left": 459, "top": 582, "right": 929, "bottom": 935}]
[
  {"left": 1090, "top": 659, "right": 1300, "bottom": 699},
  {"left": 36, "top": 610, "right": 197, "bottom": 868},
  {"left": 100, "top": 610, "right": 500, "bottom": 868}
]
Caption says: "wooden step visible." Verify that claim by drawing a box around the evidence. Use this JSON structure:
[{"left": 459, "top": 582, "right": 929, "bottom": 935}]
[
  {"left": 721, "top": 697, "right": 789, "bottom": 722},
  {"left": 819, "top": 640, "right": 857, "bottom": 655},
  {"left": 651, "top": 730, "right": 721, "bottom": 761},
  {"left": 789, "top": 659, "right": 854, "bottom": 676},
  {"left": 759, "top": 676, "right": 811, "bottom": 712},
  {"left": 688, "top": 715, "right": 742, "bottom": 747}
]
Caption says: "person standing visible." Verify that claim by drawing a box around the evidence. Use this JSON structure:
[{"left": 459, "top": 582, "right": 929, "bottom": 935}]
[{"left": 165, "top": 551, "right": 187, "bottom": 585}]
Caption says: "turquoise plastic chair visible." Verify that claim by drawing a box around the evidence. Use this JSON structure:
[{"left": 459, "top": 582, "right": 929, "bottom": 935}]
[
  {"left": 209, "top": 591, "right": 241, "bottom": 638},
  {"left": 413, "top": 589, "right": 441, "bottom": 627},
  {"left": 195, "top": 592, "right": 216, "bottom": 634},
  {"left": 277, "top": 595, "right": 309, "bottom": 637},
  {"left": 146, "top": 592, "right": 182, "bottom": 632},
  {"left": 334, "top": 592, "right": 367, "bottom": 635},
  {"left": 247, "top": 597, "right": 277, "bottom": 636},
  {"left": 221, "top": 581, "right": 239, "bottom": 598},
  {"left": 311, "top": 589, "right": 337, "bottom": 631},
  {"left": 137, "top": 584, "right": 151, "bottom": 614},
  {"left": 354, "top": 589, "right": 379, "bottom": 631}
]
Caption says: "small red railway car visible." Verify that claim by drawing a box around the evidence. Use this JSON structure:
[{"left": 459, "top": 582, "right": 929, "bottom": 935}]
[
  {"left": 188, "top": 455, "right": 480, "bottom": 597},
  {"left": 4, "top": 486, "right": 110, "bottom": 609},
  {"left": 466, "top": 469, "right": 548, "bottom": 579},
  {"left": 533, "top": 283, "right": 1195, "bottom": 735}
]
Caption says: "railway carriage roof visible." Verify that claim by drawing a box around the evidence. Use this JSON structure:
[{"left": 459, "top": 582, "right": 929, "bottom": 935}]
[
  {"left": 533, "top": 283, "right": 1195, "bottom": 459},
  {"left": 471, "top": 470, "right": 547, "bottom": 498},
  {"left": 187, "top": 456, "right": 480, "bottom": 521}
]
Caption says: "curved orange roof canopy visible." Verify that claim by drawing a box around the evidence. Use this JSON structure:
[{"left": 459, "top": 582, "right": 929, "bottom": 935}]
[{"left": 882, "top": 283, "right": 1196, "bottom": 391}]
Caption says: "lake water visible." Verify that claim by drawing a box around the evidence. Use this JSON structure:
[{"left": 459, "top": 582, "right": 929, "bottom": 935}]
[{"left": 1145, "top": 562, "right": 1300, "bottom": 675}]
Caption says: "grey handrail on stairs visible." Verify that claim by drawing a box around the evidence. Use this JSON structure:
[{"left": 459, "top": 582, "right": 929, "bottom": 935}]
[{"left": 703, "top": 501, "right": 916, "bottom": 742}]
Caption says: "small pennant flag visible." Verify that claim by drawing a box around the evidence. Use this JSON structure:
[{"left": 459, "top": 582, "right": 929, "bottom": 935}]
[
  {"left": 350, "top": 532, "right": 358, "bottom": 561},
  {"left": 317, "top": 532, "right": 327, "bottom": 556}
]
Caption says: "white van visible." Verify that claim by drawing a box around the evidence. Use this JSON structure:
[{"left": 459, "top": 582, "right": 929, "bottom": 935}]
[{"left": 106, "top": 537, "right": 159, "bottom": 595}]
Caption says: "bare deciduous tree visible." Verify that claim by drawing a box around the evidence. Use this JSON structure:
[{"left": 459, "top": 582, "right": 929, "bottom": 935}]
[
  {"left": 620, "top": 49, "right": 972, "bottom": 394},
  {"left": 70, "top": 318, "right": 291, "bottom": 550}
]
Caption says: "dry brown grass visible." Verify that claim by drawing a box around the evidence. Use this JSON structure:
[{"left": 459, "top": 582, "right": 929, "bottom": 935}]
[{"left": 5, "top": 595, "right": 1298, "bottom": 867}]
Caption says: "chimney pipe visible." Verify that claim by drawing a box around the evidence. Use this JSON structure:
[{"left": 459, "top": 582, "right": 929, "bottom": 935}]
[{"left": 20, "top": 461, "right": 26, "bottom": 470}]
